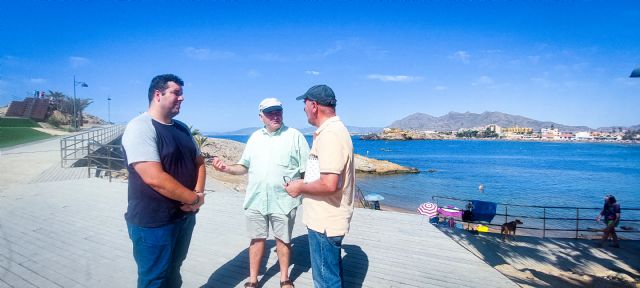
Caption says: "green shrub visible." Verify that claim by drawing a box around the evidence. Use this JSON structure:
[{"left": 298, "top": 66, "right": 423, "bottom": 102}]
[{"left": 47, "top": 117, "right": 62, "bottom": 128}]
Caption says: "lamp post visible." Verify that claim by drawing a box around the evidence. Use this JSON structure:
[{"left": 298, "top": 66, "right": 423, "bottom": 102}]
[
  {"left": 73, "top": 75, "right": 88, "bottom": 130},
  {"left": 107, "top": 95, "right": 111, "bottom": 124},
  {"left": 631, "top": 67, "right": 640, "bottom": 78}
]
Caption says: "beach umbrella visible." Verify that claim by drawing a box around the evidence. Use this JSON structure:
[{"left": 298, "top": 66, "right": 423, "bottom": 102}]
[
  {"left": 631, "top": 67, "right": 640, "bottom": 78},
  {"left": 364, "top": 193, "right": 385, "bottom": 201},
  {"left": 417, "top": 202, "right": 438, "bottom": 218}
]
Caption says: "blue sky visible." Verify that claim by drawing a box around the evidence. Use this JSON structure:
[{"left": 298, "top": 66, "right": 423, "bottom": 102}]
[{"left": 1, "top": 0, "right": 638, "bottom": 132}]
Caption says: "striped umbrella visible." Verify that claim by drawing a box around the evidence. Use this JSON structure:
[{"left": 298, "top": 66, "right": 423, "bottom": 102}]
[{"left": 417, "top": 202, "right": 438, "bottom": 218}]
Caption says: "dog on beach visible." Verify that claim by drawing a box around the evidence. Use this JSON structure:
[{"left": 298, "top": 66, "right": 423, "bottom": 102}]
[{"left": 501, "top": 219, "right": 523, "bottom": 240}]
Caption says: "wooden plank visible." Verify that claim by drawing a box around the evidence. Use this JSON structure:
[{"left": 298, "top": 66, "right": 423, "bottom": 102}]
[{"left": 0, "top": 178, "right": 519, "bottom": 288}]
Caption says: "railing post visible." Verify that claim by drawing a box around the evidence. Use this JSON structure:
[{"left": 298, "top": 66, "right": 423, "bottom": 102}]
[
  {"left": 60, "top": 138, "right": 64, "bottom": 167},
  {"left": 505, "top": 206, "right": 508, "bottom": 224},
  {"left": 87, "top": 142, "right": 91, "bottom": 178},
  {"left": 576, "top": 208, "right": 580, "bottom": 239},
  {"left": 108, "top": 146, "right": 112, "bottom": 182},
  {"left": 543, "top": 208, "right": 546, "bottom": 238}
]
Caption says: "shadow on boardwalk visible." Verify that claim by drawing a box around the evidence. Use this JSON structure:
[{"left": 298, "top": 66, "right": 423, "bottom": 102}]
[
  {"left": 203, "top": 235, "right": 368, "bottom": 288},
  {"left": 440, "top": 227, "right": 640, "bottom": 287}
]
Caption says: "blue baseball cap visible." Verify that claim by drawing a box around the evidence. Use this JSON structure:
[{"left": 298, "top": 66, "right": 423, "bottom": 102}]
[{"left": 296, "top": 84, "right": 337, "bottom": 106}]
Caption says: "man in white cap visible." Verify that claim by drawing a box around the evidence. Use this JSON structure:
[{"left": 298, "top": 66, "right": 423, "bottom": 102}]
[{"left": 212, "top": 98, "right": 309, "bottom": 288}]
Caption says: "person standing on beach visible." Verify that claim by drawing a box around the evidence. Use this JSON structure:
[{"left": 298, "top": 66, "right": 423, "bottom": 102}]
[
  {"left": 122, "top": 74, "right": 206, "bottom": 287},
  {"left": 596, "top": 195, "right": 621, "bottom": 248},
  {"left": 285, "top": 85, "right": 355, "bottom": 288},
  {"left": 212, "top": 98, "right": 309, "bottom": 288}
]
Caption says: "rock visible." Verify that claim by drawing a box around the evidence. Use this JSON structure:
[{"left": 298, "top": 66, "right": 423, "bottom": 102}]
[
  {"left": 202, "top": 138, "right": 419, "bottom": 187},
  {"left": 359, "top": 128, "right": 453, "bottom": 140},
  {"left": 354, "top": 154, "right": 419, "bottom": 175}
]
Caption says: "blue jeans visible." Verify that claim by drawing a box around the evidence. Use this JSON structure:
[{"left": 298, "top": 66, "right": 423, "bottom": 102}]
[
  {"left": 307, "top": 228, "right": 344, "bottom": 288},
  {"left": 127, "top": 213, "right": 196, "bottom": 288}
]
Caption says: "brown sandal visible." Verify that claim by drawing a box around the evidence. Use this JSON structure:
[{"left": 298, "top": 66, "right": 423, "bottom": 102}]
[
  {"left": 280, "top": 280, "right": 295, "bottom": 288},
  {"left": 244, "top": 282, "right": 258, "bottom": 288}
]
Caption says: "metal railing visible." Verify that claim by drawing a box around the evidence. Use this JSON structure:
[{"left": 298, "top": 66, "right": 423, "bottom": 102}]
[
  {"left": 86, "top": 140, "right": 126, "bottom": 182},
  {"left": 432, "top": 195, "right": 640, "bottom": 239},
  {"left": 60, "top": 125, "right": 125, "bottom": 167}
]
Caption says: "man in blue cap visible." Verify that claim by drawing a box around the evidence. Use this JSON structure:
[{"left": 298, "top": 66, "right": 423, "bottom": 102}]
[
  {"left": 285, "top": 85, "right": 355, "bottom": 288},
  {"left": 213, "top": 98, "right": 309, "bottom": 288}
]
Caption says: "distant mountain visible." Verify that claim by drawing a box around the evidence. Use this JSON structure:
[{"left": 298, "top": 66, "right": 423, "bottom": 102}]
[
  {"left": 298, "top": 126, "right": 382, "bottom": 135},
  {"left": 207, "top": 125, "right": 382, "bottom": 136},
  {"left": 205, "top": 127, "right": 260, "bottom": 136},
  {"left": 389, "top": 111, "right": 591, "bottom": 132}
]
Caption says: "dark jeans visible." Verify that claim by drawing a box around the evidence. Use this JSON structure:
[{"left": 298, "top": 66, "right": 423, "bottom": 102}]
[
  {"left": 127, "top": 213, "right": 196, "bottom": 288},
  {"left": 307, "top": 228, "right": 344, "bottom": 288}
]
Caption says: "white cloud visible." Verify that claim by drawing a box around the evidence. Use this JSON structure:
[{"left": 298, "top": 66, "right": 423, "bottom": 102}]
[
  {"left": 472, "top": 76, "right": 494, "bottom": 86},
  {"left": 528, "top": 55, "right": 541, "bottom": 64},
  {"left": 367, "top": 74, "right": 422, "bottom": 83},
  {"left": 323, "top": 42, "right": 344, "bottom": 57},
  {"left": 434, "top": 86, "right": 447, "bottom": 91},
  {"left": 69, "top": 56, "right": 90, "bottom": 68},
  {"left": 254, "top": 53, "right": 287, "bottom": 62},
  {"left": 530, "top": 77, "right": 551, "bottom": 87},
  {"left": 305, "top": 70, "right": 320, "bottom": 76},
  {"left": 247, "top": 69, "right": 260, "bottom": 78},
  {"left": 29, "top": 78, "right": 47, "bottom": 84},
  {"left": 450, "top": 51, "right": 470, "bottom": 63},
  {"left": 184, "top": 47, "right": 236, "bottom": 60}
]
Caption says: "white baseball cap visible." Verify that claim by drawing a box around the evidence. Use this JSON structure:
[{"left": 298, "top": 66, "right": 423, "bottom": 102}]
[{"left": 258, "top": 98, "right": 283, "bottom": 113}]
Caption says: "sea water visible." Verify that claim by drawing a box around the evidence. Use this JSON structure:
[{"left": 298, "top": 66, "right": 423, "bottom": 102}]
[{"left": 212, "top": 135, "right": 640, "bottom": 229}]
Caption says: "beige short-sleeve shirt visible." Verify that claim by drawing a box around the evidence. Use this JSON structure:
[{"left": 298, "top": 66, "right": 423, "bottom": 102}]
[{"left": 302, "top": 116, "right": 355, "bottom": 237}]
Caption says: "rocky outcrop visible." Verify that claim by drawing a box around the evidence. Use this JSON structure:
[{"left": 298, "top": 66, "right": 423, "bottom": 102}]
[
  {"left": 361, "top": 128, "right": 452, "bottom": 140},
  {"left": 201, "top": 138, "right": 419, "bottom": 192},
  {"left": 354, "top": 154, "right": 419, "bottom": 175}
]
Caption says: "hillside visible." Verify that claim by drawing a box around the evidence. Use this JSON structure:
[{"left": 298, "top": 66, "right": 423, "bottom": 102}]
[
  {"left": 389, "top": 111, "right": 592, "bottom": 132},
  {"left": 207, "top": 125, "right": 382, "bottom": 136}
]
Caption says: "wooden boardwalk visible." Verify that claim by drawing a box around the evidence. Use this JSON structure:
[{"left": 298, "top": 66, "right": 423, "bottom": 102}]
[{"left": 0, "top": 177, "right": 517, "bottom": 288}]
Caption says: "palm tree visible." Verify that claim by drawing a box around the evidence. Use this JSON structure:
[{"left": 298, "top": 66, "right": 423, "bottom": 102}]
[
  {"left": 75, "top": 98, "right": 93, "bottom": 127},
  {"left": 46, "top": 91, "right": 67, "bottom": 111},
  {"left": 189, "top": 125, "right": 211, "bottom": 150}
]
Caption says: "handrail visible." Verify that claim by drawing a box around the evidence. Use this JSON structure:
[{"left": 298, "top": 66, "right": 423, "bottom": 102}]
[
  {"left": 86, "top": 140, "right": 126, "bottom": 182},
  {"left": 60, "top": 125, "right": 125, "bottom": 167},
  {"left": 431, "top": 195, "right": 640, "bottom": 239}
]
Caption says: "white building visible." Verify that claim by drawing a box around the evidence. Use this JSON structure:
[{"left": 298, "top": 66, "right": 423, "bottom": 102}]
[{"left": 574, "top": 131, "right": 594, "bottom": 141}]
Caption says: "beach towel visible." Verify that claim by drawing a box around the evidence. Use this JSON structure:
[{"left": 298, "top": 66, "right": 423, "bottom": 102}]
[{"left": 470, "top": 200, "right": 497, "bottom": 223}]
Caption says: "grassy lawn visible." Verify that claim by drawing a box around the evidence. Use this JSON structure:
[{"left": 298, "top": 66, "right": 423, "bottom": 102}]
[
  {"left": 0, "top": 127, "right": 52, "bottom": 148},
  {"left": 0, "top": 117, "right": 39, "bottom": 127}
]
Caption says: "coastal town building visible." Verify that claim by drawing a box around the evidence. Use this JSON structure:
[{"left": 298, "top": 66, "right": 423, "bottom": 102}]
[
  {"left": 574, "top": 131, "right": 594, "bottom": 141},
  {"left": 541, "top": 128, "right": 561, "bottom": 140},
  {"left": 502, "top": 126, "right": 534, "bottom": 134}
]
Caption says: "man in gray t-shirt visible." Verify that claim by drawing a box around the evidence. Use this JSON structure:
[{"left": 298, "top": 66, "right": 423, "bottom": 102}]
[{"left": 122, "top": 74, "right": 206, "bottom": 287}]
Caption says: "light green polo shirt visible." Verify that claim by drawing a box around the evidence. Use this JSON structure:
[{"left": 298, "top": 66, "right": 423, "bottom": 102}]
[{"left": 238, "top": 125, "right": 310, "bottom": 215}]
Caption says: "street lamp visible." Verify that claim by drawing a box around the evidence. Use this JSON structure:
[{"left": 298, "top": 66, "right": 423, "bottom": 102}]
[
  {"left": 107, "top": 95, "right": 111, "bottom": 124},
  {"left": 73, "top": 75, "right": 88, "bottom": 130},
  {"left": 631, "top": 67, "right": 640, "bottom": 78}
]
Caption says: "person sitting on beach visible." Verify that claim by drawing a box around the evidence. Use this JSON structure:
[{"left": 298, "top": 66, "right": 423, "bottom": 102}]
[
  {"left": 212, "top": 98, "right": 309, "bottom": 288},
  {"left": 596, "top": 195, "right": 621, "bottom": 248}
]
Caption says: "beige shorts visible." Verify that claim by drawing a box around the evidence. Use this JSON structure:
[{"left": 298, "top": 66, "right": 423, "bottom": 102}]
[{"left": 245, "top": 208, "right": 297, "bottom": 243}]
